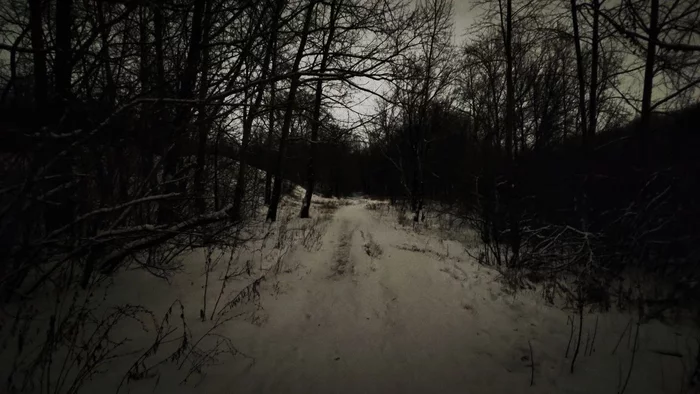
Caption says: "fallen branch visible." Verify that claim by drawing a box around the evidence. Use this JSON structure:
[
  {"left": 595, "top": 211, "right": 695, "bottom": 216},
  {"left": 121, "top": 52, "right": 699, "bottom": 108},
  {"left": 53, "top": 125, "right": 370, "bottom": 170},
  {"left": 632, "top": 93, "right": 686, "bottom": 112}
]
[
  {"left": 99, "top": 203, "right": 239, "bottom": 274},
  {"left": 648, "top": 349, "right": 683, "bottom": 358}
]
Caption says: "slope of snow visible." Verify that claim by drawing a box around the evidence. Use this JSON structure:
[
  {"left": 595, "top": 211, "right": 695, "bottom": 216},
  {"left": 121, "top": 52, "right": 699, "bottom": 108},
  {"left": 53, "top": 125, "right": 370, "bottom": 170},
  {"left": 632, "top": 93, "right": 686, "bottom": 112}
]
[{"left": 84, "top": 199, "right": 696, "bottom": 394}]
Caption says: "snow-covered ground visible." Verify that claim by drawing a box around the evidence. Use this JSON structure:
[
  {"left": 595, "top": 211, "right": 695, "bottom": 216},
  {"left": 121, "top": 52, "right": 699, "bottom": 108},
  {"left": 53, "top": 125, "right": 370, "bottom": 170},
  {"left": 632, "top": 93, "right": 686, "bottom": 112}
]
[{"left": 83, "top": 197, "right": 697, "bottom": 394}]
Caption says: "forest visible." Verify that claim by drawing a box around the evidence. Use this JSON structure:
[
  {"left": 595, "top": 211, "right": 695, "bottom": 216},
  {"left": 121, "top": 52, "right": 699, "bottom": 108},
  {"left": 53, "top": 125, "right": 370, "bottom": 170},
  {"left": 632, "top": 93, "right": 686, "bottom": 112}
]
[{"left": 1, "top": 0, "right": 700, "bottom": 392}]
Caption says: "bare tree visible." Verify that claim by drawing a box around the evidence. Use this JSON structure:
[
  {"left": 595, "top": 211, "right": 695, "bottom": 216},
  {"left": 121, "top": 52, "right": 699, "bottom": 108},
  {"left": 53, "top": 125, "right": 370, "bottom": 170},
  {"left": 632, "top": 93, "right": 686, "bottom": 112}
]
[
  {"left": 267, "top": 0, "right": 318, "bottom": 222},
  {"left": 231, "top": 0, "right": 282, "bottom": 220},
  {"left": 571, "top": 0, "right": 588, "bottom": 142},
  {"left": 301, "top": 0, "right": 342, "bottom": 218},
  {"left": 595, "top": 0, "right": 700, "bottom": 137},
  {"left": 639, "top": 0, "right": 659, "bottom": 140},
  {"left": 159, "top": 0, "right": 207, "bottom": 222},
  {"left": 588, "top": 0, "right": 600, "bottom": 140},
  {"left": 29, "top": 0, "right": 46, "bottom": 112},
  {"left": 500, "top": 0, "right": 515, "bottom": 162}
]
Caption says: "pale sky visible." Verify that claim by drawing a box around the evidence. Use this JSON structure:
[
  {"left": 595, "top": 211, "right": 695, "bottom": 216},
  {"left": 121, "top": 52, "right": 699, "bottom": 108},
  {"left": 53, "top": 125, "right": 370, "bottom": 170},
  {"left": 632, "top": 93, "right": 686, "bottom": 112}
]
[{"left": 453, "top": 0, "right": 478, "bottom": 42}]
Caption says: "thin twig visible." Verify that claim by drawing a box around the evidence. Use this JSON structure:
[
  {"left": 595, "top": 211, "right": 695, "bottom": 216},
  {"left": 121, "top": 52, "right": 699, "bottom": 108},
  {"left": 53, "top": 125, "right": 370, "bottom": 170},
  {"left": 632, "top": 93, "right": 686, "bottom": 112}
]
[
  {"left": 565, "top": 314, "right": 575, "bottom": 358},
  {"left": 529, "top": 339, "right": 535, "bottom": 386},
  {"left": 612, "top": 318, "right": 633, "bottom": 355},
  {"left": 588, "top": 315, "right": 599, "bottom": 356},
  {"left": 618, "top": 319, "right": 641, "bottom": 394},
  {"left": 649, "top": 349, "right": 683, "bottom": 358},
  {"left": 571, "top": 301, "right": 584, "bottom": 373}
]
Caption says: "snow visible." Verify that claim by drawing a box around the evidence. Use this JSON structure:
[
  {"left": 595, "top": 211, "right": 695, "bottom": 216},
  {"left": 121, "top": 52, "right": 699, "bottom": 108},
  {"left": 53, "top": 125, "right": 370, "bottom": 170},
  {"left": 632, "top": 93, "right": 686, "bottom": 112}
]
[{"left": 81, "top": 197, "right": 696, "bottom": 393}]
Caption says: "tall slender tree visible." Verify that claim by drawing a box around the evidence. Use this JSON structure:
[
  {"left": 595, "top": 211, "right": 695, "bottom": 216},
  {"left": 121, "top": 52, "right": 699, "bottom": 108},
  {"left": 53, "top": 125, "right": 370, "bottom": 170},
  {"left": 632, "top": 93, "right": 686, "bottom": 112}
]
[
  {"left": 300, "top": 0, "right": 341, "bottom": 218},
  {"left": 29, "top": 0, "right": 47, "bottom": 113},
  {"left": 639, "top": 0, "right": 659, "bottom": 140},
  {"left": 159, "top": 0, "right": 206, "bottom": 222},
  {"left": 231, "top": 0, "right": 281, "bottom": 220},
  {"left": 267, "top": 0, "right": 318, "bottom": 222},
  {"left": 571, "top": 0, "right": 588, "bottom": 142},
  {"left": 588, "top": 0, "right": 600, "bottom": 141}
]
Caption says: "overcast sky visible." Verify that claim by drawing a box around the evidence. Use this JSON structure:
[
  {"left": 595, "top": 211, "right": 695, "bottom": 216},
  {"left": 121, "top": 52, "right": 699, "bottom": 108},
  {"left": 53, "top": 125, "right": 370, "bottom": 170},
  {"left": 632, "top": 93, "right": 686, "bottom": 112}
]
[{"left": 453, "top": 0, "right": 478, "bottom": 42}]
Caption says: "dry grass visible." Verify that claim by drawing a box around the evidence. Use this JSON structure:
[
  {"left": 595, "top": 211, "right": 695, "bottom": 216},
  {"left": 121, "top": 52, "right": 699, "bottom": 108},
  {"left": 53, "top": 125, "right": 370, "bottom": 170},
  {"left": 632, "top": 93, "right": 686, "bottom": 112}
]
[{"left": 364, "top": 202, "right": 385, "bottom": 211}]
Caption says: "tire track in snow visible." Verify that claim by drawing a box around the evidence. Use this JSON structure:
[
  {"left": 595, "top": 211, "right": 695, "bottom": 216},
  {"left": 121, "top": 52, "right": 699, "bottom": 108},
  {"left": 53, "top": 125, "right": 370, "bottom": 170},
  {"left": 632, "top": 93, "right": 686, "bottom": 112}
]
[
  {"left": 331, "top": 220, "right": 354, "bottom": 277},
  {"left": 360, "top": 229, "right": 383, "bottom": 259}
]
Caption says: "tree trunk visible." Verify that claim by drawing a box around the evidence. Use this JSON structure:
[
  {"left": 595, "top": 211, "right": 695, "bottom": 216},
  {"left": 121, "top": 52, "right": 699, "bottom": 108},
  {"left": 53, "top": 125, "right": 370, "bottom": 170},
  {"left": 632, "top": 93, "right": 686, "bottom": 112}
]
[
  {"left": 265, "top": 34, "right": 278, "bottom": 206},
  {"left": 151, "top": 0, "right": 166, "bottom": 195},
  {"left": 231, "top": 2, "right": 279, "bottom": 220},
  {"left": 588, "top": 0, "right": 599, "bottom": 143},
  {"left": 562, "top": 49, "right": 569, "bottom": 140},
  {"left": 267, "top": 0, "right": 317, "bottom": 222},
  {"left": 501, "top": 0, "right": 520, "bottom": 265},
  {"left": 154, "top": 0, "right": 165, "bottom": 93},
  {"left": 159, "top": 0, "right": 205, "bottom": 222},
  {"left": 45, "top": 0, "right": 74, "bottom": 233},
  {"left": 640, "top": 0, "right": 659, "bottom": 141},
  {"left": 264, "top": 139, "right": 274, "bottom": 205},
  {"left": 97, "top": 1, "right": 116, "bottom": 106},
  {"left": 570, "top": 0, "right": 588, "bottom": 142},
  {"left": 194, "top": 0, "right": 213, "bottom": 215},
  {"left": 301, "top": 0, "right": 340, "bottom": 218},
  {"left": 96, "top": 1, "right": 128, "bottom": 206},
  {"left": 55, "top": 0, "right": 72, "bottom": 107},
  {"left": 412, "top": 0, "right": 441, "bottom": 223},
  {"left": 29, "top": 0, "right": 47, "bottom": 113},
  {"left": 503, "top": 0, "right": 514, "bottom": 163},
  {"left": 138, "top": 5, "right": 155, "bottom": 192}
]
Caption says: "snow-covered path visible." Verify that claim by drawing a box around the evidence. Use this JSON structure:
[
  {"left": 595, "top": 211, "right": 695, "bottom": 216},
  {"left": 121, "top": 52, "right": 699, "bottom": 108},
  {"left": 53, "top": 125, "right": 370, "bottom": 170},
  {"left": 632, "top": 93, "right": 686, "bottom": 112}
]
[
  {"left": 211, "top": 202, "right": 693, "bottom": 394},
  {"left": 93, "top": 200, "right": 694, "bottom": 394},
  {"left": 228, "top": 202, "right": 521, "bottom": 393}
]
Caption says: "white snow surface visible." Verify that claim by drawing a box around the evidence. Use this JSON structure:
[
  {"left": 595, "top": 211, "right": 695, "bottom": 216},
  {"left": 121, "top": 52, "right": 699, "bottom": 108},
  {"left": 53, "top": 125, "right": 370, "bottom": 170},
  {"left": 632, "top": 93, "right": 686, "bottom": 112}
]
[{"left": 85, "top": 197, "right": 697, "bottom": 394}]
